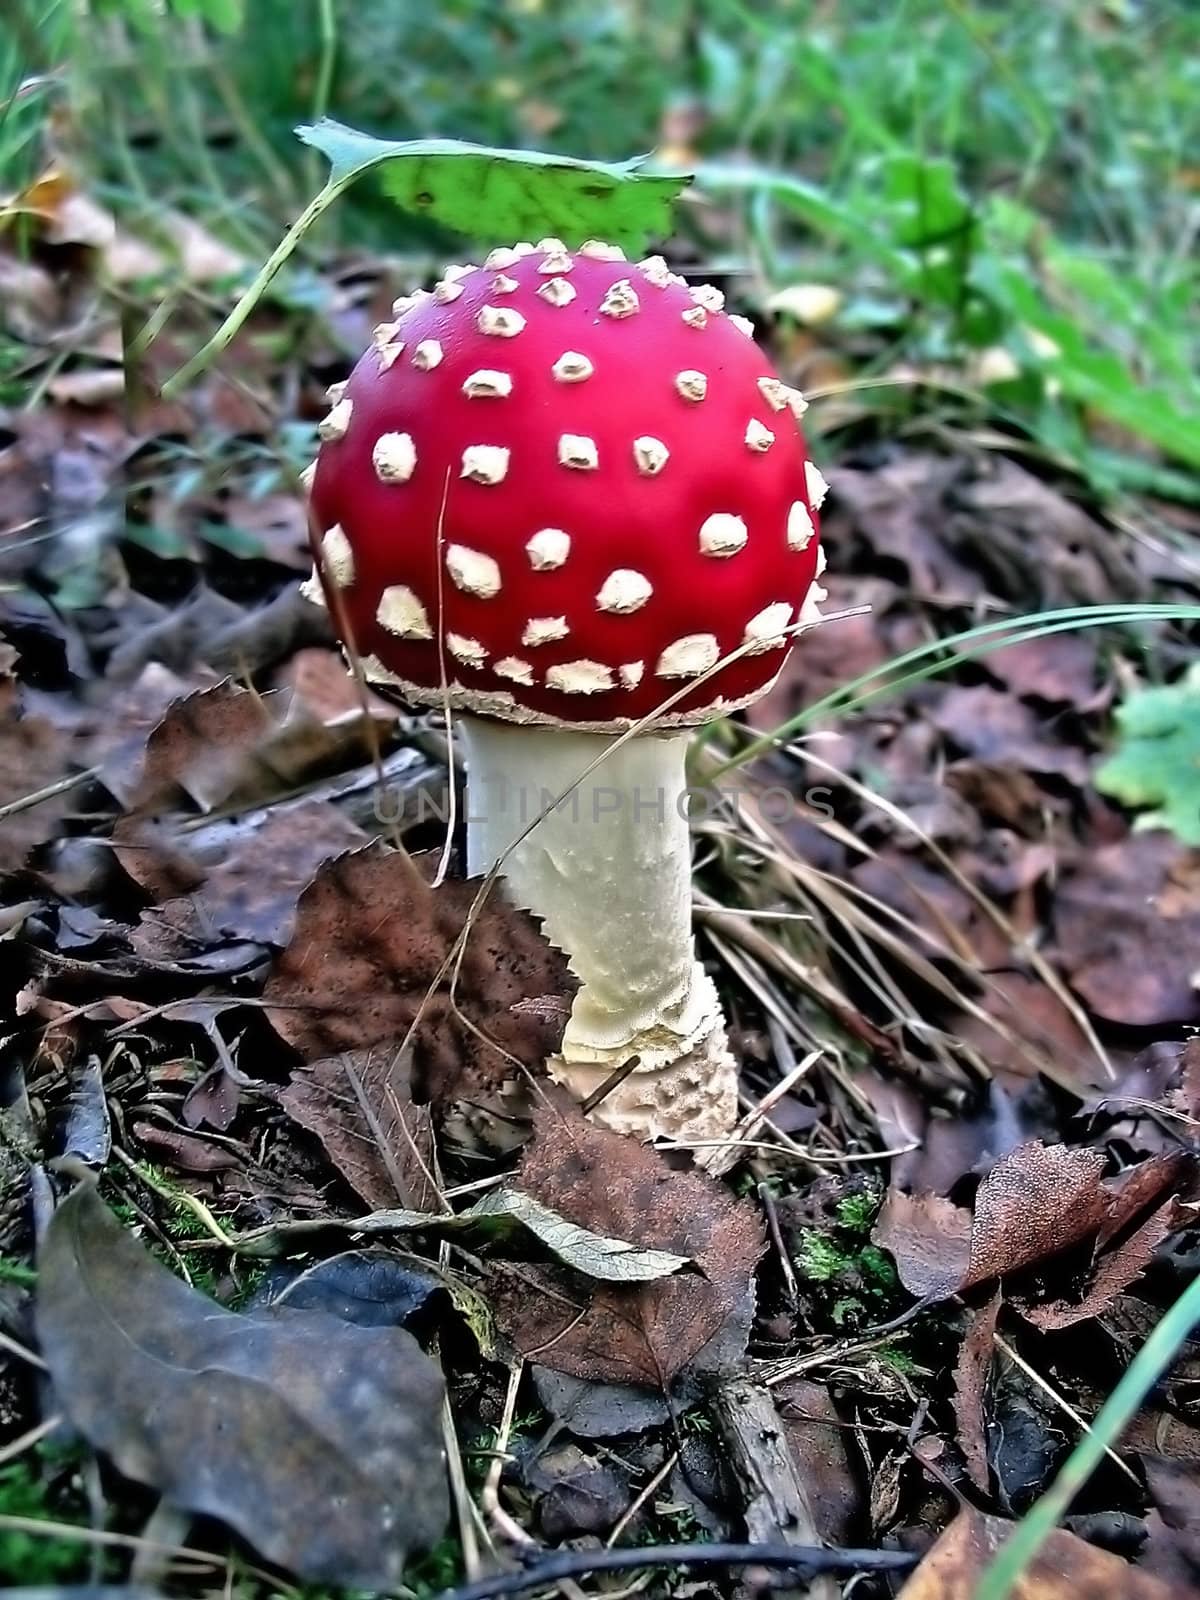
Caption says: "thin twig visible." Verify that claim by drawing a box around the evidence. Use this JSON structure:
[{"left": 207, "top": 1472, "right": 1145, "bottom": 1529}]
[
  {"left": 480, "top": 1361, "right": 534, "bottom": 1551},
  {"left": 434, "top": 1541, "right": 916, "bottom": 1600},
  {"left": 0, "top": 1329, "right": 48, "bottom": 1372},
  {"left": 0, "top": 767, "right": 96, "bottom": 822},
  {"left": 0, "top": 1414, "right": 63, "bottom": 1466},
  {"left": 605, "top": 1449, "right": 679, "bottom": 1548}
]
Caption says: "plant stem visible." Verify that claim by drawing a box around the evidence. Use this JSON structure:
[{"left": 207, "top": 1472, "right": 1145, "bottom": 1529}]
[
  {"left": 161, "top": 175, "right": 344, "bottom": 397},
  {"left": 310, "top": 0, "right": 338, "bottom": 166}
]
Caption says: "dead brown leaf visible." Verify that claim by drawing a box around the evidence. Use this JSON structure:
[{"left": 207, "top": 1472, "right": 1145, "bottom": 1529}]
[
  {"left": 931, "top": 687, "right": 1091, "bottom": 788},
  {"left": 101, "top": 679, "right": 273, "bottom": 812},
  {"left": 280, "top": 1045, "right": 438, "bottom": 1212},
  {"left": 1140, "top": 1454, "right": 1200, "bottom": 1590},
  {"left": 985, "top": 631, "right": 1106, "bottom": 708},
  {"left": 875, "top": 1142, "right": 1194, "bottom": 1318},
  {"left": 775, "top": 1379, "right": 862, "bottom": 1545},
  {"left": 1055, "top": 835, "right": 1200, "bottom": 1027},
  {"left": 953, "top": 1291, "right": 1001, "bottom": 1495},
  {"left": 491, "top": 1097, "right": 764, "bottom": 1388},
  {"left": 898, "top": 1506, "right": 1178, "bottom": 1599},
  {"left": 1084, "top": 1039, "right": 1200, "bottom": 1156},
  {"left": 747, "top": 574, "right": 900, "bottom": 727},
  {"left": 264, "top": 843, "right": 572, "bottom": 1107},
  {"left": 0, "top": 653, "right": 75, "bottom": 869},
  {"left": 99, "top": 668, "right": 399, "bottom": 817},
  {"left": 132, "top": 1122, "right": 242, "bottom": 1173},
  {"left": 830, "top": 456, "right": 980, "bottom": 601},
  {"left": 124, "top": 800, "right": 366, "bottom": 949}
]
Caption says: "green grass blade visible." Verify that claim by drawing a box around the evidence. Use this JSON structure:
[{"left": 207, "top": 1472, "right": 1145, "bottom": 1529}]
[
  {"left": 717, "top": 603, "right": 1200, "bottom": 776},
  {"left": 977, "top": 1270, "right": 1200, "bottom": 1600}
]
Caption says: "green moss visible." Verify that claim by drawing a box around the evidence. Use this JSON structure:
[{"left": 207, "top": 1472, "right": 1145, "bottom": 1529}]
[
  {"left": 796, "top": 1230, "right": 852, "bottom": 1283},
  {"left": 791, "top": 1188, "right": 899, "bottom": 1330},
  {"left": 835, "top": 1191, "right": 880, "bottom": 1233},
  {"left": 877, "top": 1344, "right": 918, "bottom": 1376},
  {"left": 858, "top": 1244, "right": 899, "bottom": 1290},
  {"left": 0, "top": 1460, "right": 91, "bottom": 1583},
  {"left": 399, "top": 1532, "right": 463, "bottom": 1597}
]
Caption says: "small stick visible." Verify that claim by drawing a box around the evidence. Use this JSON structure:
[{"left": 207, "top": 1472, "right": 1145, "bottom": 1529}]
[
  {"left": 480, "top": 1361, "right": 535, "bottom": 1551},
  {"left": 434, "top": 1541, "right": 916, "bottom": 1600}
]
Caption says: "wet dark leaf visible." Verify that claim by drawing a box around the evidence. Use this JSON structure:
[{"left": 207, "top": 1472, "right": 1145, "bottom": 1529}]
[
  {"left": 259, "top": 1249, "right": 441, "bottom": 1328},
  {"left": 524, "top": 1441, "right": 632, "bottom": 1541},
  {"left": 36, "top": 1180, "right": 448, "bottom": 1586},
  {"left": 531, "top": 1366, "right": 670, "bottom": 1438},
  {"left": 61, "top": 1056, "right": 110, "bottom": 1166}
]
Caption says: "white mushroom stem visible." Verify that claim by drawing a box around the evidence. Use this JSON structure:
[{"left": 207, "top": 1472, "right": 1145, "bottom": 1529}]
[{"left": 460, "top": 717, "right": 738, "bottom": 1140}]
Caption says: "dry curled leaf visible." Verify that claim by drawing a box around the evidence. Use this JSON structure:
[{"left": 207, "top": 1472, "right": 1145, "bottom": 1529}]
[
  {"left": 875, "top": 1141, "right": 1194, "bottom": 1321},
  {"left": 898, "top": 1506, "right": 1178, "bottom": 1599},
  {"left": 281, "top": 1044, "right": 437, "bottom": 1212},
  {"left": 36, "top": 1179, "right": 448, "bottom": 1586},
  {"left": 101, "top": 678, "right": 273, "bottom": 811},
  {"left": 264, "top": 842, "right": 573, "bottom": 1106},
  {"left": 491, "top": 1098, "right": 763, "bottom": 1388},
  {"left": 953, "top": 1291, "right": 1001, "bottom": 1494},
  {"left": 100, "top": 671, "right": 399, "bottom": 816}
]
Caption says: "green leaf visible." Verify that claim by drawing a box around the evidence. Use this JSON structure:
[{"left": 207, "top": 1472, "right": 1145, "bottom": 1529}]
[
  {"left": 171, "top": 0, "right": 245, "bottom": 31},
  {"left": 973, "top": 252, "right": 1200, "bottom": 468},
  {"left": 1095, "top": 664, "right": 1200, "bottom": 845},
  {"left": 876, "top": 153, "right": 974, "bottom": 248},
  {"left": 296, "top": 119, "right": 688, "bottom": 252},
  {"left": 695, "top": 160, "right": 911, "bottom": 281}
]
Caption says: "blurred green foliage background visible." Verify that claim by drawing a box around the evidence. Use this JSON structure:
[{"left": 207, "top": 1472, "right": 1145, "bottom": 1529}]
[{"left": 5, "top": 0, "right": 1200, "bottom": 490}]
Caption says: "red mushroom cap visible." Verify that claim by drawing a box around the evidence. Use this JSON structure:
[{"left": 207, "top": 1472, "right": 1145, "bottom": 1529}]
[{"left": 308, "top": 240, "right": 823, "bottom": 729}]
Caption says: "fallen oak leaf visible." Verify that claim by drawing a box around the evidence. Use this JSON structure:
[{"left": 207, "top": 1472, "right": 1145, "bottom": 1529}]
[
  {"left": 263, "top": 842, "right": 573, "bottom": 1107},
  {"left": 36, "top": 1177, "right": 448, "bottom": 1587},
  {"left": 490, "top": 1097, "right": 764, "bottom": 1388}
]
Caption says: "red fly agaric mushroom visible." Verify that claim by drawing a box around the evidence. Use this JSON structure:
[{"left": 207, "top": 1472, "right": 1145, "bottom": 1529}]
[{"left": 303, "top": 239, "right": 824, "bottom": 1142}]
